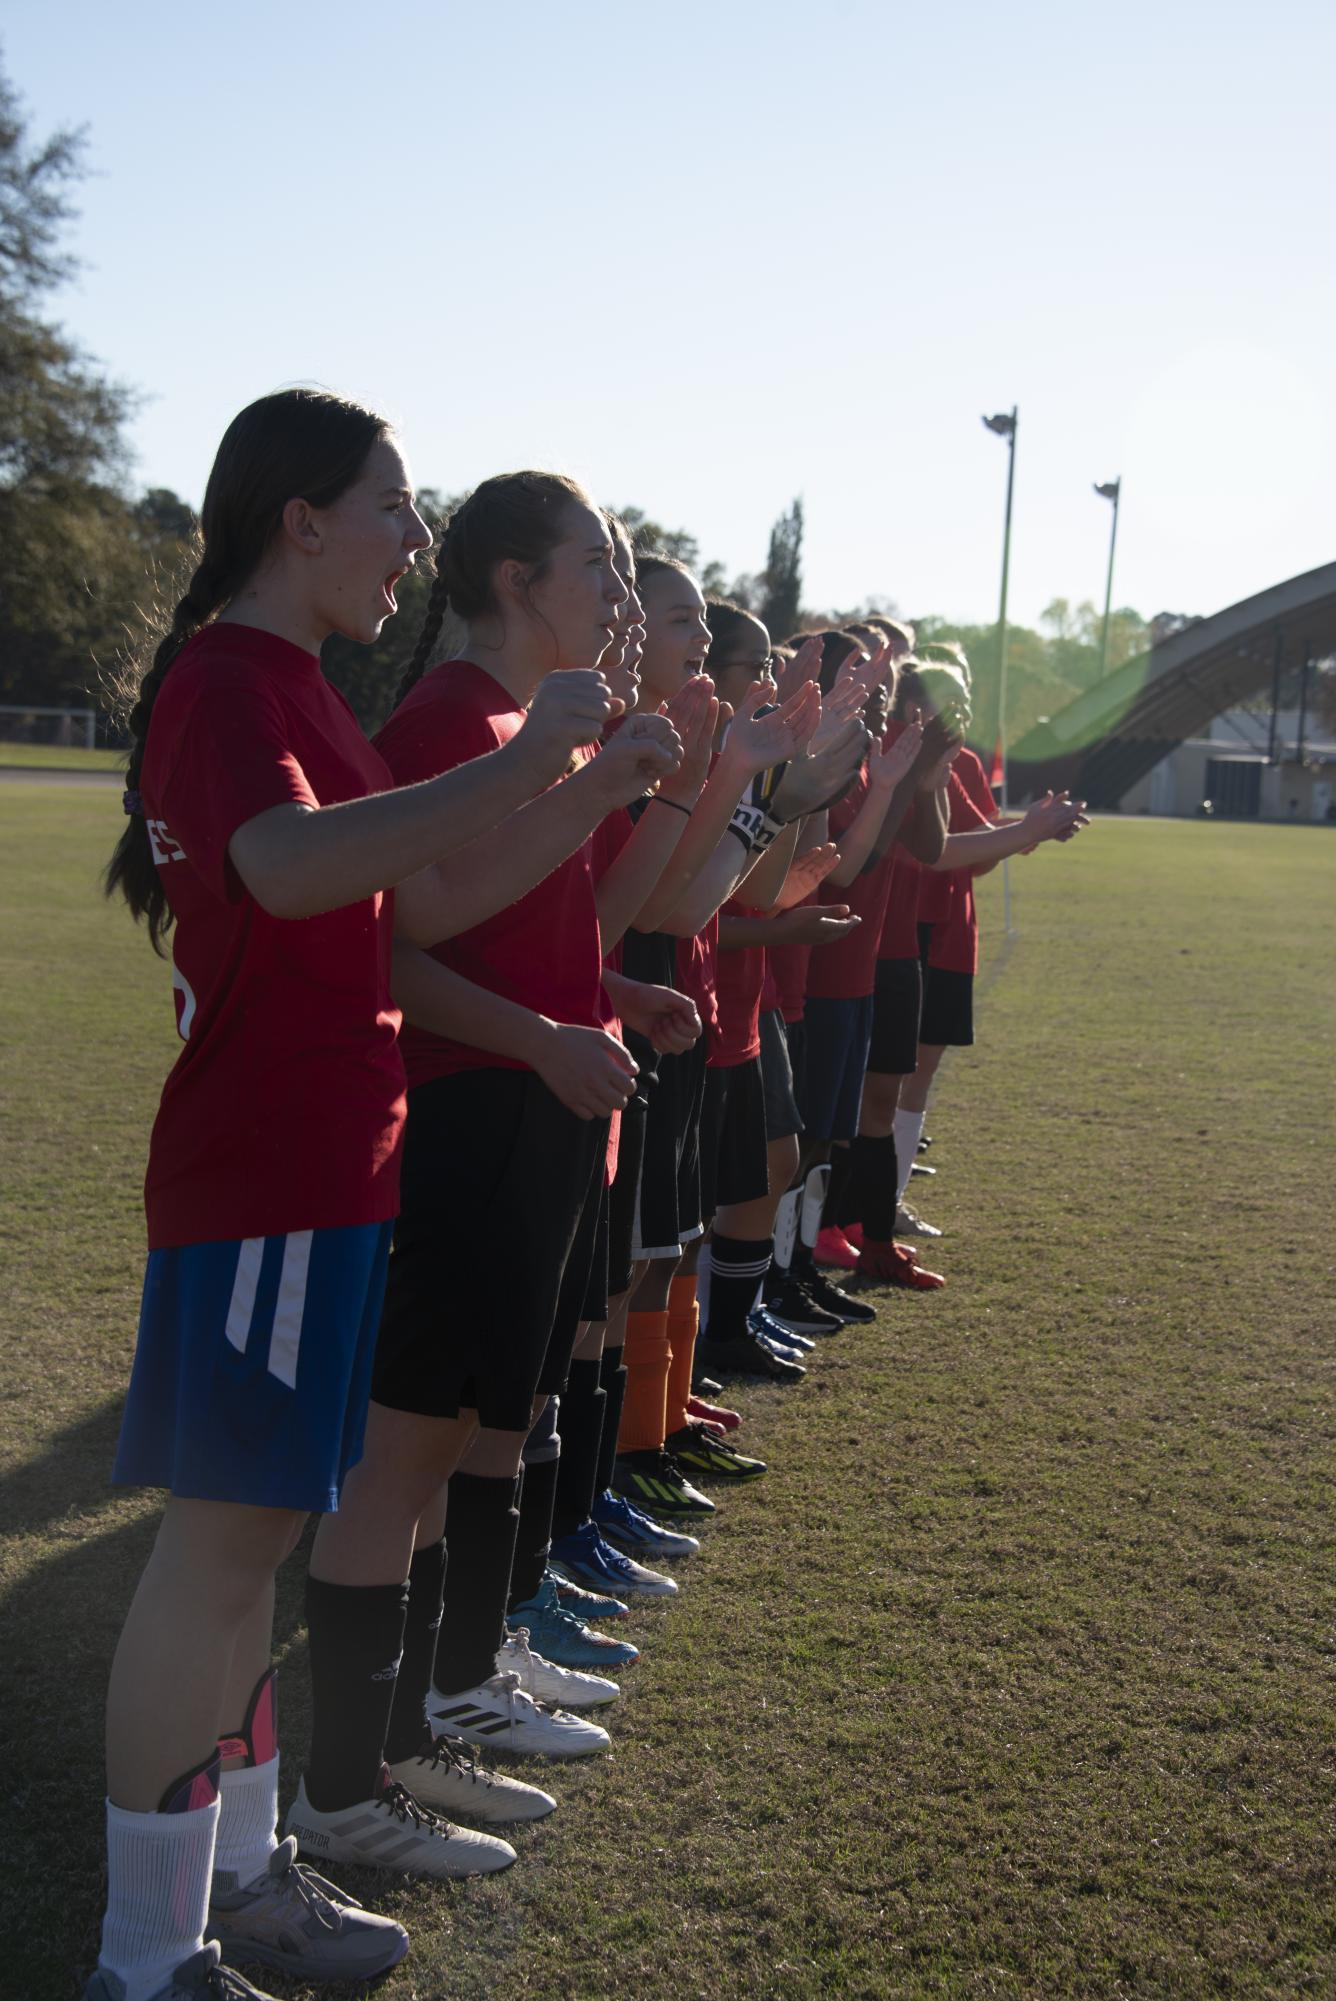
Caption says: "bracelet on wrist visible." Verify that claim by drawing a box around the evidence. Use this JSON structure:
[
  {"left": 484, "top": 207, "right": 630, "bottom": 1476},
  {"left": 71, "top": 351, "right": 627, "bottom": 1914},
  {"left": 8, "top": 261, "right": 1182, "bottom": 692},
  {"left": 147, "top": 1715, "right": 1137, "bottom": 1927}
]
[{"left": 649, "top": 794, "right": 692, "bottom": 817}]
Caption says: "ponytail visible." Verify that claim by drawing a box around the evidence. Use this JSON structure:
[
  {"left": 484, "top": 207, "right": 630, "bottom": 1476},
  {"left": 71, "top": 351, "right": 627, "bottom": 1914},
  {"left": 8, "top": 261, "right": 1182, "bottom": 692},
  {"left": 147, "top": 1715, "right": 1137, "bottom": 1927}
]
[
  {"left": 104, "top": 554, "right": 233, "bottom": 953},
  {"left": 103, "top": 387, "right": 391, "bottom": 953},
  {"left": 394, "top": 531, "right": 452, "bottom": 708},
  {"left": 395, "top": 471, "right": 592, "bottom": 712}
]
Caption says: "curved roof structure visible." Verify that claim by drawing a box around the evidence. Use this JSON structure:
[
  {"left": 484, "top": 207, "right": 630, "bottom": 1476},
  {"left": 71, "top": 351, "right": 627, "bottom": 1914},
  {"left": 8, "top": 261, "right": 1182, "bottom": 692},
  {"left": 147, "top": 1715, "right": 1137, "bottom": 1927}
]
[{"left": 1009, "top": 559, "right": 1336, "bottom": 806}]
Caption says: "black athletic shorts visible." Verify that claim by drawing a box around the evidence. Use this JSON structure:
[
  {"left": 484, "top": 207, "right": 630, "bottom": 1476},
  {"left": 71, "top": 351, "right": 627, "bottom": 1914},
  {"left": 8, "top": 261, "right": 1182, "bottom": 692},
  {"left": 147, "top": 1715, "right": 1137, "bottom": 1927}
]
[
  {"left": 699, "top": 1054, "right": 769, "bottom": 1220},
  {"left": 868, "top": 955, "right": 923, "bottom": 1075},
  {"left": 372, "top": 1069, "right": 606, "bottom": 1432},
  {"left": 919, "top": 965, "right": 975, "bottom": 1047},
  {"left": 604, "top": 1079, "right": 649, "bottom": 1300},
  {"left": 632, "top": 1035, "right": 709, "bottom": 1259},
  {"left": 917, "top": 922, "right": 975, "bottom": 1047},
  {"left": 759, "top": 1007, "right": 802, "bottom": 1141}
]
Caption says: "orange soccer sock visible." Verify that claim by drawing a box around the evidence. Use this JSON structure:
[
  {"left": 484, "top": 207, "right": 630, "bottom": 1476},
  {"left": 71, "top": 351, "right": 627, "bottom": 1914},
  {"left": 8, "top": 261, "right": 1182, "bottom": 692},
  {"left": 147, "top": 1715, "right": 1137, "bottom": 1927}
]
[
  {"left": 618, "top": 1309, "right": 672, "bottom": 1453},
  {"left": 664, "top": 1274, "right": 700, "bottom": 1435}
]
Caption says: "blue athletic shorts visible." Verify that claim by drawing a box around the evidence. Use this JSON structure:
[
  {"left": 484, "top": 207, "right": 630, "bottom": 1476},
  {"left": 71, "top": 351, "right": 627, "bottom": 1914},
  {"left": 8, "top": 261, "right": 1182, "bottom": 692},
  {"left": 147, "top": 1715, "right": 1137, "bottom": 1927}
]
[
  {"left": 112, "top": 1221, "right": 393, "bottom": 1512},
  {"left": 800, "top": 994, "right": 875, "bottom": 1143}
]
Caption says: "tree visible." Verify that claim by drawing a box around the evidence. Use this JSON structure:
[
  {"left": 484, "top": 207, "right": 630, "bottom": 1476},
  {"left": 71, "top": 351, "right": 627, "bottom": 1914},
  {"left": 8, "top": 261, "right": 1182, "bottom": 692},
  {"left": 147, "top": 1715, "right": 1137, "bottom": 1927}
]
[
  {"left": 759, "top": 497, "right": 803, "bottom": 640},
  {"left": 615, "top": 504, "right": 701, "bottom": 569},
  {"left": 0, "top": 52, "right": 147, "bottom": 711}
]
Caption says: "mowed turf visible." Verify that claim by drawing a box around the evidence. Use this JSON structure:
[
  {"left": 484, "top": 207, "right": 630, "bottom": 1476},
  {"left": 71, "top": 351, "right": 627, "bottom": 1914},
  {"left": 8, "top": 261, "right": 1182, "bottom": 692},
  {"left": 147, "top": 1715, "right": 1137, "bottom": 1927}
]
[{"left": 1, "top": 788, "right": 1334, "bottom": 2001}]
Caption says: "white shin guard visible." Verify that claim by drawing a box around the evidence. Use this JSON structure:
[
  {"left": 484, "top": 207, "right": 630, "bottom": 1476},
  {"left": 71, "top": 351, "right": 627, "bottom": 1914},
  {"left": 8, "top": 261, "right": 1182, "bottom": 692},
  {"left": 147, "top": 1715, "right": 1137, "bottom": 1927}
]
[
  {"left": 772, "top": 1188, "right": 801, "bottom": 1271},
  {"left": 799, "top": 1164, "right": 831, "bottom": 1249}
]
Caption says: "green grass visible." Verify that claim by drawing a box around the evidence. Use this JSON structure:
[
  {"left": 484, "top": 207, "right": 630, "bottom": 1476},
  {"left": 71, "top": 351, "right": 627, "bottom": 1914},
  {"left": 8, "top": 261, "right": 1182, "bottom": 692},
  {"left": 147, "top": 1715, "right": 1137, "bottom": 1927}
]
[
  {"left": 0, "top": 741, "right": 124, "bottom": 770},
  {"left": 2, "top": 792, "right": 1335, "bottom": 1999}
]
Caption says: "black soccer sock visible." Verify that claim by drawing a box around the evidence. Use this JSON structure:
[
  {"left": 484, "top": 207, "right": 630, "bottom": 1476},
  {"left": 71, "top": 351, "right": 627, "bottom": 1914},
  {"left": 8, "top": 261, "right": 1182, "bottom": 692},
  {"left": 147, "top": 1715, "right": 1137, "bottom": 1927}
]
[
  {"left": 703, "top": 1234, "right": 773, "bottom": 1344},
  {"left": 383, "top": 1538, "right": 447, "bottom": 1764},
  {"left": 551, "top": 1359, "right": 605, "bottom": 1541},
  {"left": 303, "top": 1576, "right": 410, "bottom": 1811},
  {"left": 507, "top": 1449, "right": 561, "bottom": 1610},
  {"left": 847, "top": 1134, "right": 898, "bottom": 1239},
  {"left": 826, "top": 1144, "right": 854, "bottom": 1228},
  {"left": 595, "top": 1344, "right": 627, "bottom": 1495},
  {"left": 433, "top": 1473, "right": 520, "bottom": 1696}
]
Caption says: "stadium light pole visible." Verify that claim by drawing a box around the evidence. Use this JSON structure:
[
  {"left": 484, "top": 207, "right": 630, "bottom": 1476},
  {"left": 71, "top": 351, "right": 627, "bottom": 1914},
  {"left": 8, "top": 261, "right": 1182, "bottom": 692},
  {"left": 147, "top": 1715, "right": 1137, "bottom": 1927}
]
[
  {"left": 1094, "top": 477, "right": 1121, "bottom": 678},
  {"left": 983, "top": 407, "right": 1018, "bottom": 931}
]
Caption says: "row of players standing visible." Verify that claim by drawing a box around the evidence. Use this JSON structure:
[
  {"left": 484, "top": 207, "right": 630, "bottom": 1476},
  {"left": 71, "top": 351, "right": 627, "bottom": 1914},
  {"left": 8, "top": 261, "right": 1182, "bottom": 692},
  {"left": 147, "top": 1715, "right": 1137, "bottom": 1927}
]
[{"left": 90, "top": 388, "right": 1086, "bottom": 2001}]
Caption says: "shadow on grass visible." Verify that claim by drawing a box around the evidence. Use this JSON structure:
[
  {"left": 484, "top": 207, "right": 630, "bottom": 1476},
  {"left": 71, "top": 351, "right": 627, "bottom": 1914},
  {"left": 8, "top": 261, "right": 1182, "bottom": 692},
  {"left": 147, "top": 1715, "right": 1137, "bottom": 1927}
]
[{"left": 0, "top": 1401, "right": 316, "bottom": 1999}]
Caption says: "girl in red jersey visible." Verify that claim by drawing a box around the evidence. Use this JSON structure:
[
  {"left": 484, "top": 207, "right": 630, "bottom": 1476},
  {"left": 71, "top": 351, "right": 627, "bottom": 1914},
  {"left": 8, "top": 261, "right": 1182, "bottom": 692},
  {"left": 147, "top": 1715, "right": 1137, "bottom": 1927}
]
[
  {"left": 849, "top": 657, "right": 1085, "bottom": 1274},
  {"left": 897, "top": 652, "right": 1087, "bottom": 1233},
  {"left": 547, "top": 522, "right": 724, "bottom": 1590},
  {"left": 690, "top": 604, "right": 863, "bottom": 1394},
  {"left": 285, "top": 473, "right": 695, "bottom": 1854},
  {"left": 779, "top": 634, "right": 950, "bottom": 1295},
  {"left": 93, "top": 393, "right": 616, "bottom": 2001},
  {"left": 610, "top": 563, "right": 867, "bottom": 1511}
]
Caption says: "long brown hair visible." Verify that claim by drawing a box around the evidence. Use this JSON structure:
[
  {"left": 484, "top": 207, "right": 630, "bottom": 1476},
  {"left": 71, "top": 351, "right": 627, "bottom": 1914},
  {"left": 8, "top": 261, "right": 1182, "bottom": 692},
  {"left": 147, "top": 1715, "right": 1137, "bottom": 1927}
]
[
  {"left": 395, "top": 471, "right": 591, "bottom": 709},
  {"left": 105, "top": 388, "right": 390, "bottom": 952}
]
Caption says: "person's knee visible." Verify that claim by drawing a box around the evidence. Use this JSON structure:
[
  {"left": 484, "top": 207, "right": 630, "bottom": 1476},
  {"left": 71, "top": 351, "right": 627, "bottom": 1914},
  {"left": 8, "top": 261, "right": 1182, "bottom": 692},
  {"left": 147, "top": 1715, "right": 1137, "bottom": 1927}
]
[
  {"left": 157, "top": 1499, "right": 307, "bottom": 1613},
  {"left": 523, "top": 1396, "right": 560, "bottom": 1465}
]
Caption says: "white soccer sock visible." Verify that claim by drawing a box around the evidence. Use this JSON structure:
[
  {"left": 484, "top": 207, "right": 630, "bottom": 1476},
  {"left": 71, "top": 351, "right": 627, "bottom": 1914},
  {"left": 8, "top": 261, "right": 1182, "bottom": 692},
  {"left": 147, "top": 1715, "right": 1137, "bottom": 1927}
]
[
  {"left": 894, "top": 1110, "right": 925, "bottom": 1206},
  {"left": 214, "top": 1755, "right": 280, "bottom": 1891},
  {"left": 99, "top": 1794, "right": 220, "bottom": 2001}
]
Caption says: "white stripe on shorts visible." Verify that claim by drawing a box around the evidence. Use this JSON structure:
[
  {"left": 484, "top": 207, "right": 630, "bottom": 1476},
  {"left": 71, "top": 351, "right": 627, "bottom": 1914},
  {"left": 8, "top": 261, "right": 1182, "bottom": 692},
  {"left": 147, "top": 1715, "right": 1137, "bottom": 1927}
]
[
  {"left": 267, "top": 1229, "right": 313, "bottom": 1389},
  {"left": 223, "top": 1238, "right": 265, "bottom": 1354}
]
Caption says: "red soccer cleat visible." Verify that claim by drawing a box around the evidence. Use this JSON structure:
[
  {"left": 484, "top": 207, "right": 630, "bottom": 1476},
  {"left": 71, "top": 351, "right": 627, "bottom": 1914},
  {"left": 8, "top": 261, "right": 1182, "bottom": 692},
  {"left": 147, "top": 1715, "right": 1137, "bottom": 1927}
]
[
  {"left": 687, "top": 1393, "right": 741, "bottom": 1433},
  {"left": 858, "top": 1239, "right": 946, "bottom": 1289},
  {"left": 842, "top": 1222, "right": 864, "bottom": 1250},
  {"left": 814, "top": 1226, "right": 861, "bottom": 1270}
]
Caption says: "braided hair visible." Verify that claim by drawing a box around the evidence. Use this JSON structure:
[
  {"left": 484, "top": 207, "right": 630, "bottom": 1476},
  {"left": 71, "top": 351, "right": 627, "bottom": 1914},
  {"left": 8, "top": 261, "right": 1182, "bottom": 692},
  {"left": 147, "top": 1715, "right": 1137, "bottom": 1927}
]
[
  {"left": 105, "top": 388, "right": 390, "bottom": 952},
  {"left": 394, "top": 470, "right": 593, "bottom": 711}
]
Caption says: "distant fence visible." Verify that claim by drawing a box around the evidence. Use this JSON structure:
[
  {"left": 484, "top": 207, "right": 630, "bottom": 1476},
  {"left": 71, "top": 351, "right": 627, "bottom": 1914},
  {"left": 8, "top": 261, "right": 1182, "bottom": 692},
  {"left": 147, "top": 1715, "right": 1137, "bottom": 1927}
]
[{"left": 0, "top": 703, "right": 99, "bottom": 751}]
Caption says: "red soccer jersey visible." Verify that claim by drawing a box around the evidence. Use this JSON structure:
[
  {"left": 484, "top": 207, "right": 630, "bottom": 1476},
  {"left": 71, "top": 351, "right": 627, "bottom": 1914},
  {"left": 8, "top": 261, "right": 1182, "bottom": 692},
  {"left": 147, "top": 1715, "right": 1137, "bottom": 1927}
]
[
  {"left": 675, "top": 915, "right": 720, "bottom": 1050},
  {"left": 374, "top": 661, "right": 605, "bottom": 1086},
  {"left": 806, "top": 770, "right": 895, "bottom": 1002},
  {"left": 929, "top": 751, "right": 998, "bottom": 975},
  {"left": 138, "top": 623, "right": 405, "bottom": 1250},
  {"left": 712, "top": 901, "right": 766, "bottom": 1068}
]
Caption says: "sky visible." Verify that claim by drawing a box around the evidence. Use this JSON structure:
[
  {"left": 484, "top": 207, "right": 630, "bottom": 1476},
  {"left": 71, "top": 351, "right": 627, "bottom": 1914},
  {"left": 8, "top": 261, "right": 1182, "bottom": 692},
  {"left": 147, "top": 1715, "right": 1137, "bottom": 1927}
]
[{"left": 7, "top": 0, "right": 1335, "bottom": 632}]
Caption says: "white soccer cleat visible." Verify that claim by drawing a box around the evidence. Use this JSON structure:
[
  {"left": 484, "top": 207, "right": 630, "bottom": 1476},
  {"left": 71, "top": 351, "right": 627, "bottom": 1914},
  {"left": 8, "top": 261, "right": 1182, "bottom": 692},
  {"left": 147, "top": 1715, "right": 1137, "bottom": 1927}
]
[
  {"left": 427, "top": 1668, "right": 611, "bottom": 1759},
  {"left": 386, "top": 1733, "right": 557, "bottom": 1824},
  {"left": 284, "top": 1772, "right": 516, "bottom": 1880},
  {"left": 896, "top": 1203, "right": 943, "bottom": 1239},
  {"left": 497, "top": 1627, "right": 620, "bottom": 1709}
]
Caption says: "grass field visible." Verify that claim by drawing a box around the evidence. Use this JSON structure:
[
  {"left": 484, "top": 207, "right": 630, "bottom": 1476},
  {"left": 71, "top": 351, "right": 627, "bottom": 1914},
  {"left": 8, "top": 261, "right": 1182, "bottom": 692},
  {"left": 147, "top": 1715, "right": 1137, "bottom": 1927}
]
[
  {"left": 0, "top": 742, "right": 125, "bottom": 771},
  {"left": 2, "top": 790, "right": 1334, "bottom": 2000}
]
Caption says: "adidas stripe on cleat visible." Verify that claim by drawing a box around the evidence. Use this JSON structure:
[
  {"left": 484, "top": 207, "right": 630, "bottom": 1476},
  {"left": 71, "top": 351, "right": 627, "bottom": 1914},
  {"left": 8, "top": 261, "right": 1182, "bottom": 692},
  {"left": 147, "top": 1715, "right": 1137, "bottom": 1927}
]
[
  {"left": 427, "top": 1669, "right": 611, "bottom": 1758},
  {"left": 593, "top": 1487, "right": 701, "bottom": 1558},
  {"left": 549, "top": 1518, "right": 680, "bottom": 1596},
  {"left": 284, "top": 1772, "right": 515, "bottom": 1880},
  {"left": 611, "top": 1448, "right": 715, "bottom": 1519},
  {"left": 665, "top": 1422, "right": 767, "bottom": 1481}
]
